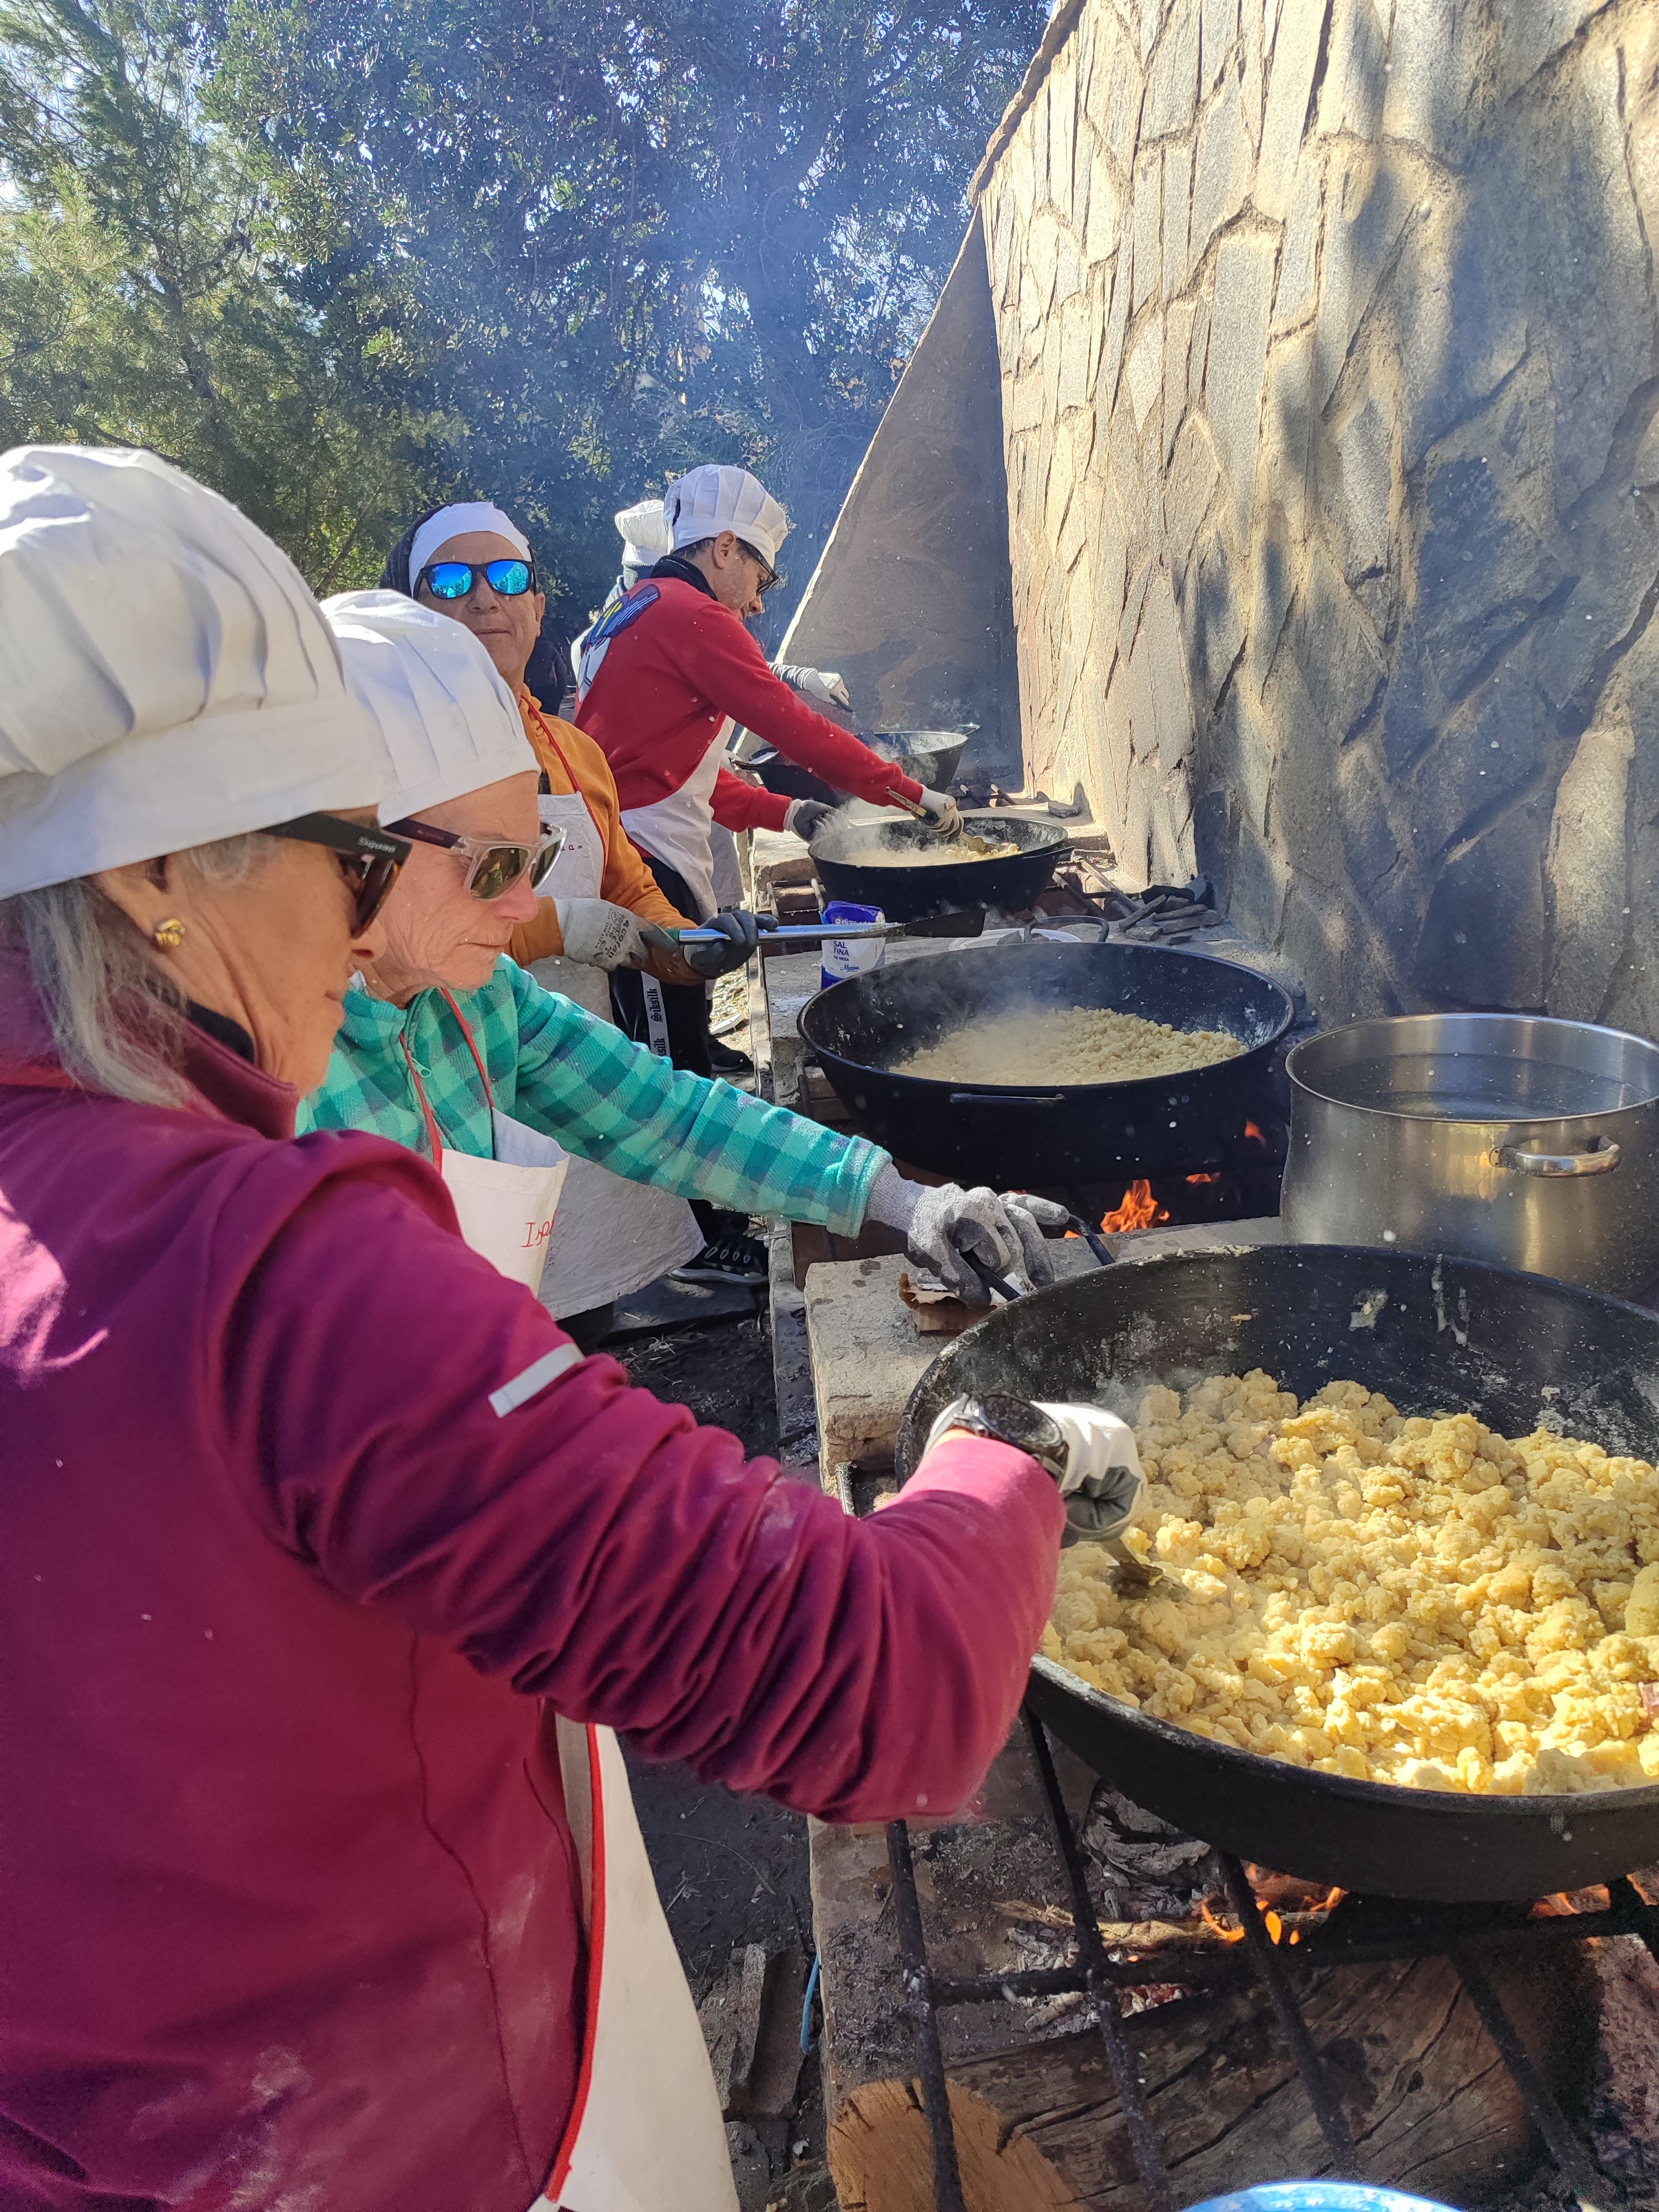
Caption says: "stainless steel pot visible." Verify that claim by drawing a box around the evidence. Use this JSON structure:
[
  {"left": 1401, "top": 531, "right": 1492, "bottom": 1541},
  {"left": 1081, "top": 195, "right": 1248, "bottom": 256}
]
[{"left": 1281, "top": 1014, "right": 1659, "bottom": 1295}]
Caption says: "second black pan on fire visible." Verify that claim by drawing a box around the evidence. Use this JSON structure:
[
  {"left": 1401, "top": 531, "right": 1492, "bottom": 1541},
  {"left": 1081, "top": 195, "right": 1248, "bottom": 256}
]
[
  {"left": 798, "top": 939, "right": 1295, "bottom": 1186},
  {"left": 807, "top": 808, "right": 1068, "bottom": 922}
]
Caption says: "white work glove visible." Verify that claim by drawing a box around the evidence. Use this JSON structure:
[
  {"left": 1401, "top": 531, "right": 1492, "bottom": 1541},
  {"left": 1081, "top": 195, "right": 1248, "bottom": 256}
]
[
  {"left": 915, "top": 787, "right": 963, "bottom": 836},
  {"left": 866, "top": 1168, "right": 1070, "bottom": 1304},
  {"left": 785, "top": 797, "right": 835, "bottom": 841},
  {"left": 776, "top": 663, "right": 852, "bottom": 711},
  {"left": 555, "top": 898, "right": 660, "bottom": 972},
  {"left": 922, "top": 1397, "right": 1147, "bottom": 1540},
  {"left": 672, "top": 906, "right": 762, "bottom": 980}
]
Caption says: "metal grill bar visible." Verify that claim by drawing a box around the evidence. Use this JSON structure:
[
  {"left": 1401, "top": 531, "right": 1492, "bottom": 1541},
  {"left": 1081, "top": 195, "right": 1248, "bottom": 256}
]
[
  {"left": 931, "top": 1882, "right": 1659, "bottom": 2006},
  {"left": 1025, "top": 1713, "right": 1177, "bottom": 2212},
  {"left": 1452, "top": 1943, "right": 1619, "bottom": 2212},
  {"left": 1610, "top": 1874, "right": 1659, "bottom": 1971},
  {"left": 1220, "top": 1853, "right": 1358, "bottom": 2172},
  {"left": 885, "top": 1819, "right": 968, "bottom": 2212}
]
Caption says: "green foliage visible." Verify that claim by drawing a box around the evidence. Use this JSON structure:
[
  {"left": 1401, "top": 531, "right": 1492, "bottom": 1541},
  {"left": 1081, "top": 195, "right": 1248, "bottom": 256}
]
[
  {"left": 210, "top": 0, "right": 1046, "bottom": 618},
  {"left": 0, "top": 0, "right": 454, "bottom": 587},
  {"left": 1, "top": 0, "right": 1043, "bottom": 612}
]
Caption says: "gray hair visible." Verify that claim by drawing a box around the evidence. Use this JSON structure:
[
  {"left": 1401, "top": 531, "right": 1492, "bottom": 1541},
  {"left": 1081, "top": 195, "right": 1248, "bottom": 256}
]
[{"left": 1, "top": 833, "right": 274, "bottom": 1108}]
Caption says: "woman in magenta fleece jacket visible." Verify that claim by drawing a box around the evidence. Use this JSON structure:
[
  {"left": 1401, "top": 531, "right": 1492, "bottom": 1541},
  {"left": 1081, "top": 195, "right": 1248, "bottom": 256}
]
[{"left": 0, "top": 444, "right": 1068, "bottom": 2210}]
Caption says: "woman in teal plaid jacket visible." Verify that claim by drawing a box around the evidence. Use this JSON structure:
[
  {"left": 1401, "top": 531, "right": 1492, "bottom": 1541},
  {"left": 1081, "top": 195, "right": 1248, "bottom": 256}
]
[{"left": 301, "top": 593, "right": 1070, "bottom": 1337}]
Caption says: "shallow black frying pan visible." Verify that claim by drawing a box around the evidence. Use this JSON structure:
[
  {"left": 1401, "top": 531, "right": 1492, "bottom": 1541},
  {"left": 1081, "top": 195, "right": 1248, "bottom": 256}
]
[
  {"left": 799, "top": 940, "right": 1294, "bottom": 1185},
  {"left": 807, "top": 809, "right": 1069, "bottom": 921},
  {"left": 895, "top": 1243, "right": 1659, "bottom": 1902}
]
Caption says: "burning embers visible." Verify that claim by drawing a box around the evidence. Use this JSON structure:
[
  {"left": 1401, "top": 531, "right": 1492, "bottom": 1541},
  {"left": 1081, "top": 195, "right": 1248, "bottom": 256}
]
[
  {"left": 1074, "top": 1110, "right": 1286, "bottom": 1235},
  {"left": 1200, "top": 1872, "right": 1347, "bottom": 1947}
]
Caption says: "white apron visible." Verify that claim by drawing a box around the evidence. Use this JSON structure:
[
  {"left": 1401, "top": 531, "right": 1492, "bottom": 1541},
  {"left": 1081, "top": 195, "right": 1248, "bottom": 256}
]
[
  {"left": 402, "top": 991, "right": 569, "bottom": 1295},
  {"left": 404, "top": 994, "right": 733, "bottom": 2210},
  {"left": 620, "top": 729, "right": 723, "bottom": 924},
  {"left": 528, "top": 785, "right": 702, "bottom": 1315},
  {"left": 536, "top": 1720, "right": 737, "bottom": 2212}
]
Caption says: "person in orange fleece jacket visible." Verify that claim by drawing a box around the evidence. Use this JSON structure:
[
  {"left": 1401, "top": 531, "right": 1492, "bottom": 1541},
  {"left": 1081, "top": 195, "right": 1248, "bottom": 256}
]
[
  {"left": 378, "top": 499, "right": 764, "bottom": 994},
  {"left": 379, "top": 497, "right": 768, "bottom": 1303}
]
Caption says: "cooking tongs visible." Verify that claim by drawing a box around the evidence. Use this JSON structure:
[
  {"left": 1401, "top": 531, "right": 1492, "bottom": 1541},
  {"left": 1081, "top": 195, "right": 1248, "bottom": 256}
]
[
  {"left": 884, "top": 786, "right": 1011, "bottom": 858},
  {"left": 884, "top": 786, "right": 962, "bottom": 841}
]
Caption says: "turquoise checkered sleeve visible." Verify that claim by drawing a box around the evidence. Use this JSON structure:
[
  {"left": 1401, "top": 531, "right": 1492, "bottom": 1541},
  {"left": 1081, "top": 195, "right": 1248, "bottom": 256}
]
[{"left": 299, "top": 961, "right": 890, "bottom": 1238}]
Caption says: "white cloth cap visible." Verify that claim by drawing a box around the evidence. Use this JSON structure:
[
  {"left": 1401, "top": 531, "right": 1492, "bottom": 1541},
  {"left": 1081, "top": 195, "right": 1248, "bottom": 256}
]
[
  {"left": 666, "top": 465, "right": 790, "bottom": 569},
  {"left": 408, "top": 502, "right": 534, "bottom": 588},
  {"left": 614, "top": 497, "right": 672, "bottom": 570},
  {"left": 0, "top": 444, "right": 384, "bottom": 899},
  {"left": 324, "top": 590, "right": 538, "bottom": 822}
]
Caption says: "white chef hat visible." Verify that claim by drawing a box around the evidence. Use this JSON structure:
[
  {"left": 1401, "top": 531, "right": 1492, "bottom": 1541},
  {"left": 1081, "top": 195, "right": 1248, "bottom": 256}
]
[
  {"left": 0, "top": 444, "right": 384, "bottom": 899},
  {"left": 665, "top": 465, "right": 790, "bottom": 569},
  {"left": 324, "top": 589, "right": 539, "bottom": 823},
  {"left": 614, "top": 497, "right": 672, "bottom": 571}
]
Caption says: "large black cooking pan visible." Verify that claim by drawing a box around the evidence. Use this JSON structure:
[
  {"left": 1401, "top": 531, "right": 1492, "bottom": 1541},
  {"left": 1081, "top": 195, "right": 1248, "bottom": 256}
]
[
  {"left": 753, "top": 727, "right": 971, "bottom": 807},
  {"left": 808, "top": 810, "right": 1068, "bottom": 922},
  {"left": 798, "top": 941, "right": 1295, "bottom": 1185},
  {"left": 895, "top": 1244, "right": 1659, "bottom": 1902}
]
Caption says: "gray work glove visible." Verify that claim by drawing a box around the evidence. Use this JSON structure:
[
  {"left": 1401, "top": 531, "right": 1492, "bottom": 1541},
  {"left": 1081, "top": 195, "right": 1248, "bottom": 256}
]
[
  {"left": 785, "top": 797, "right": 834, "bottom": 842},
  {"left": 671, "top": 906, "right": 762, "bottom": 979},
  {"left": 776, "top": 664, "right": 852, "bottom": 711},
  {"left": 555, "top": 898, "right": 660, "bottom": 972},
  {"left": 915, "top": 787, "right": 963, "bottom": 836},
  {"left": 922, "top": 1397, "right": 1147, "bottom": 1540},
  {"left": 866, "top": 1170, "right": 1071, "bottom": 1303}
]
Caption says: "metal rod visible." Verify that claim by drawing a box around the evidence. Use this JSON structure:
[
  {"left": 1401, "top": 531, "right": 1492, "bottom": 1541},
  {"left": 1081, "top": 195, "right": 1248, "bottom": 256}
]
[
  {"left": 932, "top": 1955, "right": 1246, "bottom": 2005},
  {"left": 1220, "top": 1854, "right": 1358, "bottom": 2173},
  {"left": 1452, "top": 1943, "right": 1618, "bottom": 2211},
  {"left": 1025, "top": 1712, "right": 1176, "bottom": 2212},
  {"left": 679, "top": 921, "right": 895, "bottom": 943},
  {"left": 931, "top": 1887, "right": 1659, "bottom": 2002},
  {"left": 885, "top": 1819, "right": 968, "bottom": 2212},
  {"left": 962, "top": 1249, "right": 1022, "bottom": 1303}
]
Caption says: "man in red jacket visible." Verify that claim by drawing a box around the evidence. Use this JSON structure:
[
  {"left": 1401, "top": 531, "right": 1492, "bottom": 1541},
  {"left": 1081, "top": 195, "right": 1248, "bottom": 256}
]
[{"left": 577, "top": 464, "right": 962, "bottom": 1098}]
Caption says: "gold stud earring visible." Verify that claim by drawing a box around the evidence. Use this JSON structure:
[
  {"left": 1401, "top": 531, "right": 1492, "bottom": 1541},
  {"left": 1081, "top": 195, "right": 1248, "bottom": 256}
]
[{"left": 151, "top": 917, "right": 187, "bottom": 951}]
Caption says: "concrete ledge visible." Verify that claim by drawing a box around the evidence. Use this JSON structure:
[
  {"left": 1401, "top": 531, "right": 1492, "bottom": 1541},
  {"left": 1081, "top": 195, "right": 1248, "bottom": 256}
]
[{"left": 802, "top": 1220, "right": 1285, "bottom": 1484}]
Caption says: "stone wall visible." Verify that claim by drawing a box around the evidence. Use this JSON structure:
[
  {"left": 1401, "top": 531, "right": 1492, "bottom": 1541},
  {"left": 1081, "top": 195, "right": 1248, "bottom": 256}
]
[{"left": 978, "top": 0, "right": 1659, "bottom": 1026}]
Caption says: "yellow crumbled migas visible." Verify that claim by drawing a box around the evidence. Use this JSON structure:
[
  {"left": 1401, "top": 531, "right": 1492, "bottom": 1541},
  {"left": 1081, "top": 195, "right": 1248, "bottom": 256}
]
[{"left": 1041, "top": 1372, "right": 1659, "bottom": 1796}]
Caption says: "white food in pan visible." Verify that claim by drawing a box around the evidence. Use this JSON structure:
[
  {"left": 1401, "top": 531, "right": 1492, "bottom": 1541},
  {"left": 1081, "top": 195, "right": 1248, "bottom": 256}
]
[{"left": 896, "top": 1005, "right": 1245, "bottom": 1084}]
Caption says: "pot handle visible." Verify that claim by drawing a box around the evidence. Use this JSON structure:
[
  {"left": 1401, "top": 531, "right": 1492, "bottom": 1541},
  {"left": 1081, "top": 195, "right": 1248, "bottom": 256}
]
[
  {"left": 948, "top": 1089, "right": 1066, "bottom": 1107},
  {"left": 1494, "top": 1136, "right": 1622, "bottom": 1177}
]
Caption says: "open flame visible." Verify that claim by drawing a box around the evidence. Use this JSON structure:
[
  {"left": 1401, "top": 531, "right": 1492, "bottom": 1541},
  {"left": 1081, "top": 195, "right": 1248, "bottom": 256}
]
[
  {"left": 1201, "top": 1880, "right": 1344, "bottom": 1945},
  {"left": 1100, "top": 1180, "right": 1171, "bottom": 1233},
  {"left": 1185, "top": 1171, "right": 1220, "bottom": 1185},
  {"left": 1244, "top": 1119, "right": 1266, "bottom": 1146}
]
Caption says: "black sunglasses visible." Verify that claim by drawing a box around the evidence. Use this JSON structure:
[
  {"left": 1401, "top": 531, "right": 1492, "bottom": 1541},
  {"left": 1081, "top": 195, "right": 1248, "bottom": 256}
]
[
  {"left": 267, "top": 813, "right": 410, "bottom": 932},
  {"left": 737, "top": 540, "right": 782, "bottom": 596},
  {"left": 385, "top": 816, "right": 566, "bottom": 902},
  {"left": 417, "top": 557, "right": 536, "bottom": 602}
]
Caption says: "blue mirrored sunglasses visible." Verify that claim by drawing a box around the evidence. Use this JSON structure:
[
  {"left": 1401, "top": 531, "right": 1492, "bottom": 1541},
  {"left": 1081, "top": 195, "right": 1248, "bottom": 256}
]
[{"left": 418, "top": 557, "right": 535, "bottom": 601}]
